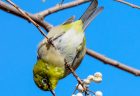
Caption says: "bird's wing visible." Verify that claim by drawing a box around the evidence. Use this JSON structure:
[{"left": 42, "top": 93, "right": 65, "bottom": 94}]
[
  {"left": 47, "top": 17, "right": 75, "bottom": 41},
  {"left": 62, "top": 16, "right": 75, "bottom": 25},
  {"left": 47, "top": 26, "right": 67, "bottom": 41}
]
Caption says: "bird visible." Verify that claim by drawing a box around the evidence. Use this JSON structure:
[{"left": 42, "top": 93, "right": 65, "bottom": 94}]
[{"left": 33, "top": 0, "right": 103, "bottom": 91}]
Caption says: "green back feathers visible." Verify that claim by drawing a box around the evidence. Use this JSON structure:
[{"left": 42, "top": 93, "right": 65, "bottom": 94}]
[
  {"left": 61, "top": 20, "right": 83, "bottom": 33},
  {"left": 47, "top": 18, "right": 84, "bottom": 39}
]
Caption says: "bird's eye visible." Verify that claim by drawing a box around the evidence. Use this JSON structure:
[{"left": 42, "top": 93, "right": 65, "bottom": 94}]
[{"left": 42, "top": 78, "right": 47, "bottom": 84}]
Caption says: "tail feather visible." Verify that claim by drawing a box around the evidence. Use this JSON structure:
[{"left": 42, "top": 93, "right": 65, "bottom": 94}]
[
  {"left": 83, "top": 7, "right": 104, "bottom": 30},
  {"left": 80, "top": 0, "right": 98, "bottom": 22},
  {"left": 80, "top": 0, "right": 104, "bottom": 30}
]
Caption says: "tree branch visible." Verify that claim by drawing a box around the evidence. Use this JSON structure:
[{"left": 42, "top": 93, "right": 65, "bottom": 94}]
[
  {"left": 115, "top": 0, "right": 140, "bottom": 9},
  {"left": 86, "top": 49, "right": 140, "bottom": 76},
  {"left": 1, "top": 0, "right": 140, "bottom": 77},
  {"left": 35, "top": 0, "right": 90, "bottom": 19},
  {"left": 6, "top": 0, "right": 49, "bottom": 39},
  {"left": 0, "top": 1, "right": 53, "bottom": 31}
]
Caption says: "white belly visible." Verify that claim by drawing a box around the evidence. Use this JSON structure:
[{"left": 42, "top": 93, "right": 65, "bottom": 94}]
[{"left": 53, "top": 28, "right": 84, "bottom": 65}]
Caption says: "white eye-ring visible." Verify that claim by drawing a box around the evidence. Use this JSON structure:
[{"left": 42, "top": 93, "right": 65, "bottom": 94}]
[{"left": 42, "top": 78, "right": 47, "bottom": 84}]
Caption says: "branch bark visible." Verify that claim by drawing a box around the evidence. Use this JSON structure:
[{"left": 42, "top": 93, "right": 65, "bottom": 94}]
[
  {"left": 86, "top": 49, "right": 140, "bottom": 76},
  {"left": 6, "top": 0, "right": 49, "bottom": 39},
  {"left": 35, "top": 0, "right": 90, "bottom": 19},
  {"left": 0, "top": 1, "right": 53, "bottom": 31},
  {"left": 0, "top": 0, "right": 140, "bottom": 77},
  {"left": 115, "top": 0, "right": 140, "bottom": 9}
]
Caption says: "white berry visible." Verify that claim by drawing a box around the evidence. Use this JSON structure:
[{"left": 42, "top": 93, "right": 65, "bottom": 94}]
[
  {"left": 87, "top": 75, "right": 94, "bottom": 81},
  {"left": 72, "top": 94, "right": 76, "bottom": 96},
  {"left": 92, "top": 77, "right": 102, "bottom": 83},
  {"left": 76, "top": 92, "right": 83, "bottom": 96},
  {"left": 83, "top": 79, "right": 91, "bottom": 85},
  {"left": 76, "top": 84, "right": 84, "bottom": 92},
  {"left": 94, "top": 72, "right": 102, "bottom": 77},
  {"left": 95, "top": 91, "right": 103, "bottom": 96},
  {"left": 92, "top": 72, "right": 102, "bottom": 83}
]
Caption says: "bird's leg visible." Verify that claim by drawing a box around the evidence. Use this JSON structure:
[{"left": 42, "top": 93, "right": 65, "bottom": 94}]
[
  {"left": 47, "top": 37, "right": 57, "bottom": 49},
  {"left": 47, "top": 37, "right": 53, "bottom": 44}
]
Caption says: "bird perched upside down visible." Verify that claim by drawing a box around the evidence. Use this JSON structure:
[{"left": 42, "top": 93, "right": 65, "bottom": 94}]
[{"left": 33, "top": 0, "right": 103, "bottom": 91}]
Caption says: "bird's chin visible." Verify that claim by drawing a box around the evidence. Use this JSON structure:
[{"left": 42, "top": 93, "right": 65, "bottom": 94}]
[
  {"left": 40, "top": 85, "right": 50, "bottom": 91},
  {"left": 35, "top": 82, "right": 49, "bottom": 91},
  {"left": 33, "top": 79, "right": 49, "bottom": 91}
]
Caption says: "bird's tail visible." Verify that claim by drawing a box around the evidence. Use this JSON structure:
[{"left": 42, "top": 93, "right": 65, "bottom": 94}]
[{"left": 80, "top": 0, "right": 104, "bottom": 30}]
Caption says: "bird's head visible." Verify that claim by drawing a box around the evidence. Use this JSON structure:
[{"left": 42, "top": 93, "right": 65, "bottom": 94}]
[
  {"left": 33, "top": 60, "right": 58, "bottom": 91},
  {"left": 33, "top": 71, "right": 50, "bottom": 91}
]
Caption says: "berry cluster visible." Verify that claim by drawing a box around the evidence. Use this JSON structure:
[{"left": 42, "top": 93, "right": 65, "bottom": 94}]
[{"left": 72, "top": 72, "right": 103, "bottom": 96}]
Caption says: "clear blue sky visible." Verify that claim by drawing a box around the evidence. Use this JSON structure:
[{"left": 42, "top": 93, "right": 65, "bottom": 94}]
[{"left": 0, "top": 0, "right": 140, "bottom": 96}]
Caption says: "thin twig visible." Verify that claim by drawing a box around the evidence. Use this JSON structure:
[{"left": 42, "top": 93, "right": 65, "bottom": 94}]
[
  {"left": 115, "top": 0, "right": 140, "bottom": 9},
  {"left": 6, "top": 0, "right": 49, "bottom": 39},
  {"left": 86, "top": 49, "right": 140, "bottom": 76},
  {"left": 1, "top": 0, "right": 140, "bottom": 77},
  {"left": 0, "top": 1, "right": 53, "bottom": 32},
  {"left": 65, "top": 59, "right": 86, "bottom": 91},
  {"left": 72, "top": 83, "right": 78, "bottom": 95},
  {"left": 35, "top": 0, "right": 90, "bottom": 19},
  {"left": 87, "top": 89, "right": 95, "bottom": 95},
  {"left": 6, "top": 0, "right": 56, "bottom": 48}
]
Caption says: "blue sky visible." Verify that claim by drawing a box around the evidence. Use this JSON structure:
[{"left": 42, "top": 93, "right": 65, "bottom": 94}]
[{"left": 0, "top": 0, "right": 140, "bottom": 96}]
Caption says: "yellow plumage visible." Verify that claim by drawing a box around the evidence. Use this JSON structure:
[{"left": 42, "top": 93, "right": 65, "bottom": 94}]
[{"left": 34, "top": 59, "right": 65, "bottom": 90}]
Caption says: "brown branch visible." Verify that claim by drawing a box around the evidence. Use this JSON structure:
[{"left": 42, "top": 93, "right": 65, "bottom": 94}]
[
  {"left": 0, "top": 1, "right": 53, "bottom": 31},
  {"left": 4, "top": 1, "right": 56, "bottom": 94},
  {"left": 65, "top": 60, "right": 86, "bottom": 91},
  {"left": 86, "top": 49, "right": 140, "bottom": 76},
  {"left": 35, "top": 0, "right": 90, "bottom": 19},
  {"left": 1, "top": 0, "right": 140, "bottom": 77},
  {"left": 115, "top": 0, "right": 140, "bottom": 9},
  {"left": 6, "top": 0, "right": 49, "bottom": 39}
]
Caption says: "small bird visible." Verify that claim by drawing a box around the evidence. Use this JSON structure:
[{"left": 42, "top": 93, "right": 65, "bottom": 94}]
[{"left": 33, "top": 0, "right": 103, "bottom": 91}]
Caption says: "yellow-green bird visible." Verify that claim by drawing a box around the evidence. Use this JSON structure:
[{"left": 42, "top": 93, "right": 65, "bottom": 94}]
[{"left": 33, "top": 0, "right": 103, "bottom": 91}]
